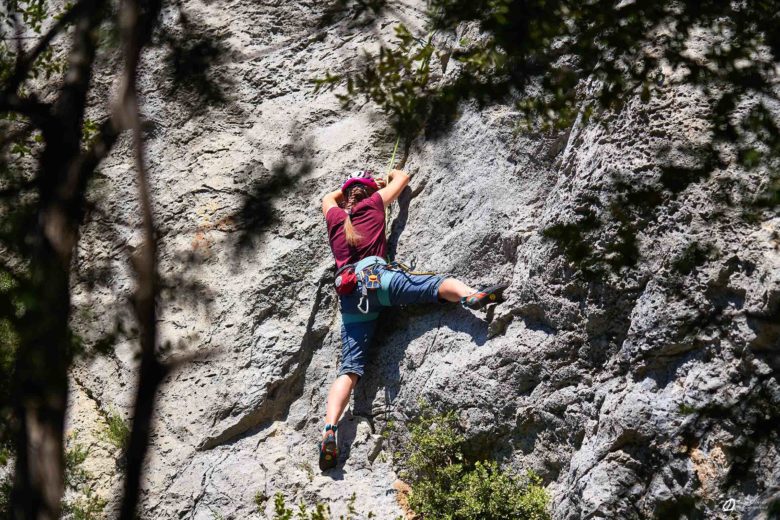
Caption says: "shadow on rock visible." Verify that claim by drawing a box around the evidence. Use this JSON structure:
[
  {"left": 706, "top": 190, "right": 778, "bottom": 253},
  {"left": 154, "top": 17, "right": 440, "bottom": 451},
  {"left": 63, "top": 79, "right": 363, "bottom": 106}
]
[
  {"left": 317, "top": 0, "right": 388, "bottom": 29},
  {"left": 158, "top": 3, "right": 238, "bottom": 117},
  {"left": 232, "top": 137, "right": 314, "bottom": 254},
  {"left": 352, "top": 304, "right": 490, "bottom": 422}
]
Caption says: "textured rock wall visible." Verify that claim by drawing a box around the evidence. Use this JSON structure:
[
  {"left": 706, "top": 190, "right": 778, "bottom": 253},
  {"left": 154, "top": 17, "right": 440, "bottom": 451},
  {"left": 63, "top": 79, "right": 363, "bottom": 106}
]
[{"left": 67, "top": 1, "right": 779, "bottom": 519}]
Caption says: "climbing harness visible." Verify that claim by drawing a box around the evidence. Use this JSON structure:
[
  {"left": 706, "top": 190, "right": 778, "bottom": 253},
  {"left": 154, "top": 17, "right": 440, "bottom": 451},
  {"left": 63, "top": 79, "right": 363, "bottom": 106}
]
[
  {"left": 355, "top": 256, "right": 388, "bottom": 314},
  {"left": 334, "top": 256, "right": 442, "bottom": 315}
]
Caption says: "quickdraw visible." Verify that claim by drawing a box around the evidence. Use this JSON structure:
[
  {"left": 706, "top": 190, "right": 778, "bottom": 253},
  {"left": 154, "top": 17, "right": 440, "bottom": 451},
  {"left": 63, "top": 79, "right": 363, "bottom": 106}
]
[{"left": 385, "top": 260, "right": 437, "bottom": 276}]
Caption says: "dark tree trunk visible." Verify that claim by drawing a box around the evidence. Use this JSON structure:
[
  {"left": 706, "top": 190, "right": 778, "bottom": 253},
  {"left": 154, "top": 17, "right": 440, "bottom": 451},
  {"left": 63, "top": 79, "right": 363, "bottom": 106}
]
[
  {"left": 9, "top": 1, "right": 106, "bottom": 517},
  {"left": 11, "top": 245, "right": 72, "bottom": 520}
]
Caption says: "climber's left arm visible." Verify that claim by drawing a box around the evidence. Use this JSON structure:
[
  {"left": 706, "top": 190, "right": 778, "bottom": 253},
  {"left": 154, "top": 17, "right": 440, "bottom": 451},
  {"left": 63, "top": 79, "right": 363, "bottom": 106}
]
[{"left": 321, "top": 189, "right": 344, "bottom": 217}]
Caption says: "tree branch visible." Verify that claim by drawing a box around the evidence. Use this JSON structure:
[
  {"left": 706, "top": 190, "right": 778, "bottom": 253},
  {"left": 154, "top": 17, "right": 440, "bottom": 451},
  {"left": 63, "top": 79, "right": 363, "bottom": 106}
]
[
  {"left": 3, "top": 0, "right": 95, "bottom": 97},
  {"left": 115, "top": 0, "right": 164, "bottom": 518},
  {"left": 51, "top": 0, "right": 108, "bottom": 131},
  {"left": 0, "top": 179, "right": 36, "bottom": 199},
  {"left": 62, "top": 116, "right": 122, "bottom": 207},
  {"left": 0, "top": 94, "right": 53, "bottom": 126}
]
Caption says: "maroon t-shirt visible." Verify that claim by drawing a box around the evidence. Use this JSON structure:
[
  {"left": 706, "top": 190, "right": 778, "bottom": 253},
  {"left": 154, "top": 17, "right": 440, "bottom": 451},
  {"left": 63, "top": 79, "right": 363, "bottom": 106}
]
[{"left": 326, "top": 192, "right": 387, "bottom": 268}]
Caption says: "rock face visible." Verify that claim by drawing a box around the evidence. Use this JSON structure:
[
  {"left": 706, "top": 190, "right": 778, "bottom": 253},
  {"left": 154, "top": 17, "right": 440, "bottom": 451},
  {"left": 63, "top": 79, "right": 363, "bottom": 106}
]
[{"left": 67, "top": 1, "right": 779, "bottom": 519}]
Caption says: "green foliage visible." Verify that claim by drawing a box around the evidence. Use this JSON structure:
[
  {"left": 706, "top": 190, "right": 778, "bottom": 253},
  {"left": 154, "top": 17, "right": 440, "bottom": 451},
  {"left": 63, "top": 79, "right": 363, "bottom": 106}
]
[
  {"left": 254, "top": 490, "right": 269, "bottom": 511},
  {"left": 102, "top": 407, "right": 130, "bottom": 451},
  {"left": 272, "top": 493, "right": 292, "bottom": 520},
  {"left": 64, "top": 437, "right": 89, "bottom": 489},
  {"left": 313, "top": 24, "right": 437, "bottom": 139},
  {"left": 0, "top": 0, "right": 69, "bottom": 86},
  {"left": 678, "top": 403, "right": 697, "bottom": 415},
  {"left": 272, "top": 492, "right": 330, "bottom": 520},
  {"left": 269, "top": 491, "right": 373, "bottom": 520},
  {"left": 81, "top": 119, "right": 100, "bottom": 148},
  {"left": 319, "top": 0, "right": 780, "bottom": 204},
  {"left": 1, "top": 0, "right": 49, "bottom": 32},
  {"left": 62, "top": 488, "right": 107, "bottom": 520},
  {"left": 401, "top": 407, "right": 550, "bottom": 520},
  {"left": 61, "top": 434, "right": 107, "bottom": 520}
]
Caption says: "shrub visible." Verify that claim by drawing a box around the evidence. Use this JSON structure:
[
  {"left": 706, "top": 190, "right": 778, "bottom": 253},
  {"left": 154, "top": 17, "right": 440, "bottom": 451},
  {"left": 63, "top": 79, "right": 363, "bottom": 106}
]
[
  {"left": 402, "top": 408, "right": 550, "bottom": 520},
  {"left": 62, "top": 489, "right": 107, "bottom": 520},
  {"left": 267, "top": 492, "right": 377, "bottom": 520},
  {"left": 103, "top": 408, "right": 130, "bottom": 451},
  {"left": 272, "top": 492, "right": 330, "bottom": 520},
  {"left": 62, "top": 434, "right": 106, "bottom": 520}
]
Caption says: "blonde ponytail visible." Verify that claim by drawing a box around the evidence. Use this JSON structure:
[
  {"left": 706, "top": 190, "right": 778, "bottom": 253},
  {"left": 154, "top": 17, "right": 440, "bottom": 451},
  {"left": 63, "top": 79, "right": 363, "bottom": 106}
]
[{"left": 343, "top": 215, "right": 363, "bottom": 246}]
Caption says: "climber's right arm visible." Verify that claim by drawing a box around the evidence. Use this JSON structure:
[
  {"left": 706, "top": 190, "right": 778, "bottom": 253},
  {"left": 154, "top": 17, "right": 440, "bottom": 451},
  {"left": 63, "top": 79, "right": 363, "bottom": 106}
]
[
  {"left": 321, "top": 189, "right": 344, "bottom": 217},
  {"left": 378, "top": 169, "right": 409, "bottom": 206}
]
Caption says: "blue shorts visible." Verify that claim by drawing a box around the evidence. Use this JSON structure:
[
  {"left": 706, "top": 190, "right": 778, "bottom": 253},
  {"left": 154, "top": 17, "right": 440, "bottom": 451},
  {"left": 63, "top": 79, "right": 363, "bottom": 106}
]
[{"left": 338, "top": 259, "right": 445, "bottom": 378}]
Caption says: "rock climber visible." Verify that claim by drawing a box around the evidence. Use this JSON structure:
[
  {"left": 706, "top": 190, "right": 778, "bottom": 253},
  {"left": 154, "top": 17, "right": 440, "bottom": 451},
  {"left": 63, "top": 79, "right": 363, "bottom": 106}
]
[{"left": 318, "top": 168, "right": 506, "bottom": 471}]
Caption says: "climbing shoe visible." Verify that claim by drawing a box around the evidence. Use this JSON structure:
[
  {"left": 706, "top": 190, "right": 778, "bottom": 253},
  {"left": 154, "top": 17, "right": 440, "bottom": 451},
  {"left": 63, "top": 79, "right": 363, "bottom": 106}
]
[
  {"left": 461, "top": 284, "right": 508, "bottom": 310},
  {"left": 318, "top": 424, "right": 338, "bottom": 471}
]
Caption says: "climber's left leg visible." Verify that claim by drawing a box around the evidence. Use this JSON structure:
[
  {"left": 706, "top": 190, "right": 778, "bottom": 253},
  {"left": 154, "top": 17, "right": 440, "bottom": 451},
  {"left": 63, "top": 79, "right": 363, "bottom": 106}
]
[
  {"left": 437, "top": 278, "right": 476, "bottom": 302},
  {"left": 384, "top": 268, "right": 506, "bottom": 308},
  {"left": 384, "top": 270, "right": 448, "bottom": 306}
]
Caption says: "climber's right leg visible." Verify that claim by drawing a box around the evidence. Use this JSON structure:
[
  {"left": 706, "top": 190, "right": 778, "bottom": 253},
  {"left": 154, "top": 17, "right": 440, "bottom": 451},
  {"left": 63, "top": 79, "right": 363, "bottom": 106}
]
[
  {"left": 320, "top": 314, "right": 377, "bottom": 471},
  {"left": 324, "top": 373, "right": 358, "bottom": 428}
]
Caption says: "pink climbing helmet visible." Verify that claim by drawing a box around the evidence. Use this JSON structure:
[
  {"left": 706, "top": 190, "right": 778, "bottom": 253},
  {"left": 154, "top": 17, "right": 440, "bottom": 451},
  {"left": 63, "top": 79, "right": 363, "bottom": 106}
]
[{"left": 341, "top": 169, "right": 378, "bottom": 192}]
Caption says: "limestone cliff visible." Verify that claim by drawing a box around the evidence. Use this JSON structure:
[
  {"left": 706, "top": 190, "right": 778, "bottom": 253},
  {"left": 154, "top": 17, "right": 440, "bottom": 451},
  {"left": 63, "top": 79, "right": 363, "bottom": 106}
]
[{"left": 67, "top": 1, "right": 780, "bottom": 518}]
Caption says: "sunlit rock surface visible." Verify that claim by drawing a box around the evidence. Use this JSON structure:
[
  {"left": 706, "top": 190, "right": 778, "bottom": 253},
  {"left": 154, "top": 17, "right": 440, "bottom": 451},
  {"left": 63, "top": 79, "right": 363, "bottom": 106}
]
[{"left": 67, "top": 1, "right": 779, "bottom": 518}]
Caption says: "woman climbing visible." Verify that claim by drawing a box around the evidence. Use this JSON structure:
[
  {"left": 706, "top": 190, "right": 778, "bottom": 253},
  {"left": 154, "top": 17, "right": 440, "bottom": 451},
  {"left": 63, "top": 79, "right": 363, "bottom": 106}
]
[{"left": 319, "top": 168, "right": 506, "bottom": 471}]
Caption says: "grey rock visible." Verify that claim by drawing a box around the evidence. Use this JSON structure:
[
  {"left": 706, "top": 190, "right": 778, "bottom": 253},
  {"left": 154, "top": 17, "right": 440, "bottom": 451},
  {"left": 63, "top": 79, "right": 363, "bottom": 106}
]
[{"left": 66, "top": 1, "right": 780, "bottom": 519}]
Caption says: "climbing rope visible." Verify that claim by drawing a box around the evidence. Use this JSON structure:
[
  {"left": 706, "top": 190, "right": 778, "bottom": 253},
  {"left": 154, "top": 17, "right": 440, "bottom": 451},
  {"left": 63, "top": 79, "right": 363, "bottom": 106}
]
[
  {"left": 384, "top": 135, "right": 400, "bottom": 239},
  {"left": 382, "top": 34, "right": 432, "bottom": 238},
  {"left": 386, "top": 135, "right": 400, "bottom": 175}
]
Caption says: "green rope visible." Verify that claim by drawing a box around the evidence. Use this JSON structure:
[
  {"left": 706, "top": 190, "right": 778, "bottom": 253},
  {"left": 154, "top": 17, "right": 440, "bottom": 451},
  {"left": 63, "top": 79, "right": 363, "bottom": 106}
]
[
  {"left": 384, "top": 135, "right": 400, "bottom": 241},
  {"left": 386, "top": 135, "right": 400, "bottom": 175}
]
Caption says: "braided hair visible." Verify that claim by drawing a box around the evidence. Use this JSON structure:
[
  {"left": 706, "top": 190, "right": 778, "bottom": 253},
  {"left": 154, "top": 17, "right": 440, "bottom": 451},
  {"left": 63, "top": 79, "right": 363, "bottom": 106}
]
[{"left": 342, "top": 184, "right": 374, "bottom": 246}]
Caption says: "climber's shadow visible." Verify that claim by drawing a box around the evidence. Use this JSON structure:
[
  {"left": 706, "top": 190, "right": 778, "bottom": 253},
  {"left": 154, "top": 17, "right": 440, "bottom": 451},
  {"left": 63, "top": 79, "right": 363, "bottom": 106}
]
[
  {"left": 351, "top": 304, "right": 490, "bottom": 425},
  {"left": 386, "top": 185, "right": 412, "bottom": 259},
  {"left": 320, "top": 409, "right": 365, "bottom": 478},
  {"left": 334, "top": 408, "right": 358, "bottom": 470}
]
